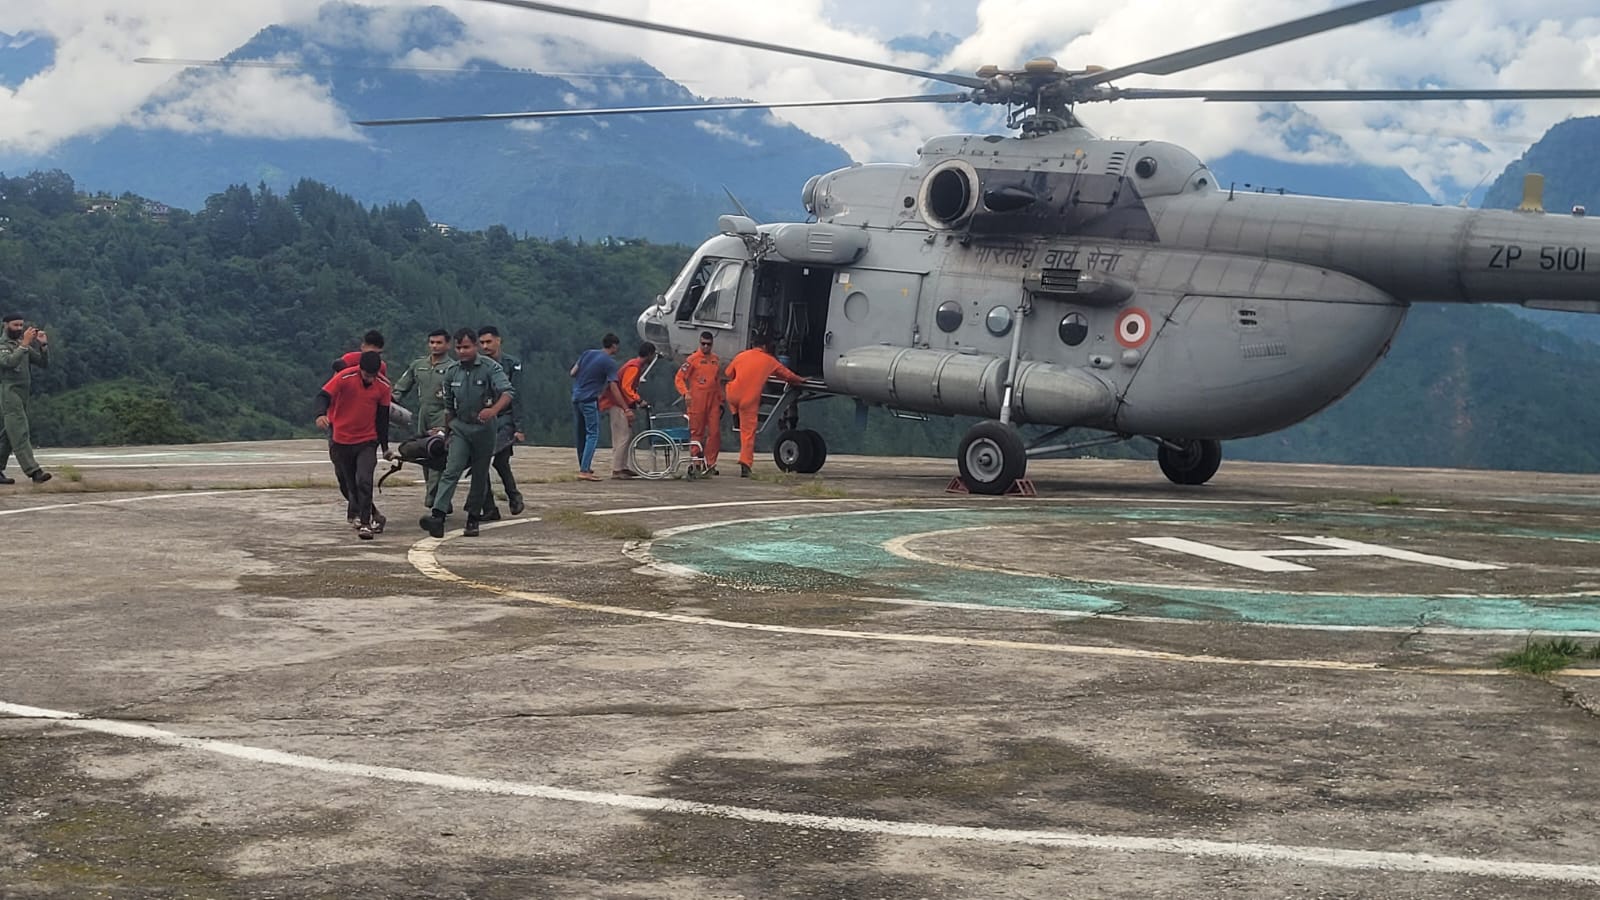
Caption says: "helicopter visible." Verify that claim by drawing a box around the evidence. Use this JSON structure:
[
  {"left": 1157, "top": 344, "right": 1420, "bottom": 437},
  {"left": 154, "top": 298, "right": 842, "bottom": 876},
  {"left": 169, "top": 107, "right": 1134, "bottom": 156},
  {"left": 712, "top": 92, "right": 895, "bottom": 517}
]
[{"left": 356, "top": 0, "right": 1600, "bottom": 494}]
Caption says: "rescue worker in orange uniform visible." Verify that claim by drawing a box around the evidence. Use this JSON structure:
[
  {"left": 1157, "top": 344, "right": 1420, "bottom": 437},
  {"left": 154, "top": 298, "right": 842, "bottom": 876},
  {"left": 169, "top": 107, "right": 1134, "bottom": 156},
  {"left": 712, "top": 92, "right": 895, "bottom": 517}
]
[
  {"left": 603, "top": 341, "right": 655, "bottom": 478},
  {"left": 674, "top": 331, "right": 723, "bottom": 473},
  {"left": 722, "top": 337, "right": 807, "bottom": 477}
]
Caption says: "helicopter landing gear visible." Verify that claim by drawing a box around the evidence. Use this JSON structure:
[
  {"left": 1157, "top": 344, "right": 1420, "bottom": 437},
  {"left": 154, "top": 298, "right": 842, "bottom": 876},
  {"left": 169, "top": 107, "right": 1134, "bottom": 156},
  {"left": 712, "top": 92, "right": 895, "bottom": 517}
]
[
  {"left": 958, "top": 421, "right": 1027, "bottom": 495},
  {"left": 1157, "top": 438, "right": 1222, "bottom": 485},
  {"left": 774, "top": 428, "right": 827, "bottom": 474}
]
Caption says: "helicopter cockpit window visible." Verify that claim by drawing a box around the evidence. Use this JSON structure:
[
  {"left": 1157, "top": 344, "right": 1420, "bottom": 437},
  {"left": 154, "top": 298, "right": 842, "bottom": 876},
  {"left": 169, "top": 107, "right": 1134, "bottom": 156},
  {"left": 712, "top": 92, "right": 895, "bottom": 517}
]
[
  {"left": 673, "top": 258, "right": 720, "bottom": 323},
  {"left": 691, "top": 260, "right": 744, "bottom": 327}
]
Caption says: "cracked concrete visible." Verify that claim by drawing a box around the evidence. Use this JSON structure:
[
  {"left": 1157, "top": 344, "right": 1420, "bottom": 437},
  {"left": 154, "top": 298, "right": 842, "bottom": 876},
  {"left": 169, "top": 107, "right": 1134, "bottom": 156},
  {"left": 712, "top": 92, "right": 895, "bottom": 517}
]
[{"left": 2, "top": 440, "right": 1600, "bottom": 898}]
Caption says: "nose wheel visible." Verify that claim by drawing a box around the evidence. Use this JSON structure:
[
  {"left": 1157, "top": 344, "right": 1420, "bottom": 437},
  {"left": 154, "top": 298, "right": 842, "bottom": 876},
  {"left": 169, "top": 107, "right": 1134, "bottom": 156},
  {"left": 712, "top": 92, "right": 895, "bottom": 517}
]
[
  {"left": 1157, "top": 438, "right": 1222, "bottom": 485},
  {"left": 957, "top": 421, "right": 1027, "bottom": 494}
]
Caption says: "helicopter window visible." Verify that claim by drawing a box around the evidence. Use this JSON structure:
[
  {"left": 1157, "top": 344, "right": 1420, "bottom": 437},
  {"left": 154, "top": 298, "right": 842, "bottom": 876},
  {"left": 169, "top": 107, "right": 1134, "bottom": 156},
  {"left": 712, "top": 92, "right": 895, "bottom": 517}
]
[
  {"left": 985, "top": 306, "right": 1013, "bottom": 337},
  {"left": 1059, "top": 312, "right": 1088, "bottom": 346},
  {"left": 935, "top": 301, "right": 964, "bottom": 333},
  {"left": 673, "top": 257, "right": 720, "bottom": 323},
  {"left": 1134, "top": 157, "right": 1158, "bottom": 179},
  {"left": 692, "top": 260, "right": 744, "bottom": 326}
]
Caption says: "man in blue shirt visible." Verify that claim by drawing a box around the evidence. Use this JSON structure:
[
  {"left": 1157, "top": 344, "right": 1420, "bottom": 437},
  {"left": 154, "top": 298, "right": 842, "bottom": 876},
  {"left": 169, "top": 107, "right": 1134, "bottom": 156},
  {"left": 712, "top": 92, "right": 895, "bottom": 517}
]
[{"left": 569, "top": 333, "right": 631, "bottom": 481}]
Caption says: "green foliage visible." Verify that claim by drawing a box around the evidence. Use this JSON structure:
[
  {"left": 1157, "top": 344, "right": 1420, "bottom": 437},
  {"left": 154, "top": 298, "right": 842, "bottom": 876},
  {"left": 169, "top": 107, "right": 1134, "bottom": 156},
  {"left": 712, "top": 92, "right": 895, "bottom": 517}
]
[
  {"left": 1497, "top": 637, "right": 1599, "bottom": 675},
  {"left": 0, "top": 172, "right": 686, "bottom": 448}
]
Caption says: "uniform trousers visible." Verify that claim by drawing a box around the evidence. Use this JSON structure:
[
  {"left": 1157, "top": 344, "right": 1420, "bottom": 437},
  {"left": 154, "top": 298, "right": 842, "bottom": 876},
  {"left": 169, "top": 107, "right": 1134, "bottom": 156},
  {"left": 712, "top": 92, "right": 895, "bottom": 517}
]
[
  {"left": 0, "top": 387, "right": 40, "bottom": 476},
  {"left": 433, "top": 426, "right": 495, "bottom": 520}
]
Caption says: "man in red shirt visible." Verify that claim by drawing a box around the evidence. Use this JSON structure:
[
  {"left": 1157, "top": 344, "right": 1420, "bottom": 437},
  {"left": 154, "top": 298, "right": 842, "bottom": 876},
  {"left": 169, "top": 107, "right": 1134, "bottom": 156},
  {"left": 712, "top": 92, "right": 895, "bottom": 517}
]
[
  {"left": 332, "top": 330, "right": 386, "bottom": 377},
  {"left": 316, "top": 351, "right": 391, "bottom": 540}
]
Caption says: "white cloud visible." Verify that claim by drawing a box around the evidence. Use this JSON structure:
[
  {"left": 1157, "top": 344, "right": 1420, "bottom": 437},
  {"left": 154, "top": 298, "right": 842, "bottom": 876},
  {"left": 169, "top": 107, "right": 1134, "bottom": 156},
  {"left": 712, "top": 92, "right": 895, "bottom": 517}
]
[
  {"left": 694, "top": 118, "right": 760, "bottom": 146},
  {"left": 134, "top": 64, "right": 363, "bottom": 141},
  {"left": 4, "top": 1, "right": 1600, "bottom": 198}
]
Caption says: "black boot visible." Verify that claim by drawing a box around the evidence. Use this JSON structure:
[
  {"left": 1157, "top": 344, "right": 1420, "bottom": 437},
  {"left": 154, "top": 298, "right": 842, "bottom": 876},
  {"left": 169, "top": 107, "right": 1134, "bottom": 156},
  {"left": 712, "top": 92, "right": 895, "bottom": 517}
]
[
  {"left": 483, "top": 506, "right": 502, "bottom": 522},
  {"left": 29, "top": 471, "right": 51, "bottom": 484},
  {"left": 463, "top": 518, "right": 481, "bottom": 537},
  {"left": 508, "top": 496, "right": 525, "bottom": 516},
  {"left": 740, "top": 463, "right": 751, "bottom": 478},
  {"left": 0, "top": 471, "right": 13, "bottom": 485},
  {"left": 418, "top": 511, "right": 445, "bottom": 538}
]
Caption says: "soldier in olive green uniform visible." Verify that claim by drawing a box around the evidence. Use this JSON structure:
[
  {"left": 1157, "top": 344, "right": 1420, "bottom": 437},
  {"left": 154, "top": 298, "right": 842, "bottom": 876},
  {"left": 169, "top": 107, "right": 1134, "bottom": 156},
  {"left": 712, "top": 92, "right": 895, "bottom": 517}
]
[
  {"left": 391, "top": 329, "right": 455, "bottom": 510},
  {"left": 476, "top": 325, "right": 525, "bottom": 519},
  {"left": 419, "top": 329, "right": 514, "bottom": 539},
  {"left": 0, "top": 313, "right": 51, "bottom": 485}
]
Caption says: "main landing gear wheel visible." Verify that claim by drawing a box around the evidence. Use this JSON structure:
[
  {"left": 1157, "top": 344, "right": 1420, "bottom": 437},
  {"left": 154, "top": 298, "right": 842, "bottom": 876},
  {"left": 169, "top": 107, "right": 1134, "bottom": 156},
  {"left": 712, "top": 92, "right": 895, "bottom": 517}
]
[
  {"left": 773, "top": 428, "right": 827, "bottom": 474},
  {"left": 1157, "top": 438, "right": 1223, "bottom": 485},
  {"left": 957, "top": 421, "right": 1027, "bottom": 495}
]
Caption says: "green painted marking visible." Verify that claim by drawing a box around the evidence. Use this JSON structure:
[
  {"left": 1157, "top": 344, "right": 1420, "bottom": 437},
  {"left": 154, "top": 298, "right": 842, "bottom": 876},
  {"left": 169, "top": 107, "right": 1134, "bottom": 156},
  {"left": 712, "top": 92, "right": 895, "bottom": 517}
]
[{"left": 652, "top": 508, "right": 1600, "bottom": 632}]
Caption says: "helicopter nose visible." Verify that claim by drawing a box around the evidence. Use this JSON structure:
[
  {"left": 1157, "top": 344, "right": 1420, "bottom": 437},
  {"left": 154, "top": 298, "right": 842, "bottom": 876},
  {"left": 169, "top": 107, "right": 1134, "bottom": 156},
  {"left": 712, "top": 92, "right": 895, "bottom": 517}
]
[{"left": 638, "top": 300, "right": 668, "bottom": 348}]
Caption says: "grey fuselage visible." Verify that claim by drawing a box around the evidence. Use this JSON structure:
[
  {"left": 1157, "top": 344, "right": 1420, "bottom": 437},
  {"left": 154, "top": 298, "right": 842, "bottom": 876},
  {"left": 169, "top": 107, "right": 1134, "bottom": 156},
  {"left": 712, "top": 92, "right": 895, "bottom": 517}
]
[{"left": 641, "top": 128, "right": 1600, "bottom": 440}]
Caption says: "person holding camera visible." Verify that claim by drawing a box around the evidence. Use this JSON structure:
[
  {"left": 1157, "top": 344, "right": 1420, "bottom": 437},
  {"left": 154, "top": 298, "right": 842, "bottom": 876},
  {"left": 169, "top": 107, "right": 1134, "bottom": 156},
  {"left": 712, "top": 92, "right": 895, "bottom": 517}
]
[{"left": 0, "top": 312, "right": 51, "bottom": 485}]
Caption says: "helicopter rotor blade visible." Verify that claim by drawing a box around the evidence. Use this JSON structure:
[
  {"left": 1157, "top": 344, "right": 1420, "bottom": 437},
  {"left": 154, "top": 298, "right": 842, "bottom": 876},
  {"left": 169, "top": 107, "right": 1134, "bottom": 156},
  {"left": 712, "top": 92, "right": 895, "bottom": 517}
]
[
  {"left": 134, "top": 56, "right": 681, "bottom": 81},
  {"left": 354, "top": 93, "right": 973, "bottom": 127},
  {"left": 464, "top": 0, "right": 987, "bottom": 89},
  {"left": 1077, "top": 0, "right": 1441, "bottom": 86},
  {"left": 1114, "top": 87, "right": 1600, "bottom": 102}
]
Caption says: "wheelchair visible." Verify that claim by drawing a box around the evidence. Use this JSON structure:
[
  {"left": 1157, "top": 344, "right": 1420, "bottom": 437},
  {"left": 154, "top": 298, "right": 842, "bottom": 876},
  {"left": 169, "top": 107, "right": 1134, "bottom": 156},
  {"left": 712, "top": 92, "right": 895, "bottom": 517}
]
[{"left": 628, "top": 406, "right": 709, "bottom": 480}]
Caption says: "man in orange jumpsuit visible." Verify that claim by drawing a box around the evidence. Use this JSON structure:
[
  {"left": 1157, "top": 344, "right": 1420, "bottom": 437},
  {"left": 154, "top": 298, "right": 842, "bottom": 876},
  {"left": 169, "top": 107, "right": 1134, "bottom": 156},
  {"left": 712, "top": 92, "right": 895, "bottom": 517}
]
[
  {"left": 722, "top": 337, "right": 807, "bottom": 477},
  {"left": 674, "top": 331, "right": 723, "bottom": 473}
]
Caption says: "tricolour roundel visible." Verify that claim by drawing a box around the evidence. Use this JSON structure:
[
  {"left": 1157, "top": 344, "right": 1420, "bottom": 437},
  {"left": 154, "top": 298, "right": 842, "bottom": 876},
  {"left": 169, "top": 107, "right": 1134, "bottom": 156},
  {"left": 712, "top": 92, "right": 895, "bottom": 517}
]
[{"left": 1115, "top": 308, "right": 1152, "bottom": 348}]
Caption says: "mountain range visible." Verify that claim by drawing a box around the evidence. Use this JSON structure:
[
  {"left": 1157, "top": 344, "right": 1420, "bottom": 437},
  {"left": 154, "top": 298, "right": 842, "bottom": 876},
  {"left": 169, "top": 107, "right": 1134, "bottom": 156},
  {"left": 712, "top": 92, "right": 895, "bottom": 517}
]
[{"left": 0, "top": 5, "right": 850, "bottom": 245}]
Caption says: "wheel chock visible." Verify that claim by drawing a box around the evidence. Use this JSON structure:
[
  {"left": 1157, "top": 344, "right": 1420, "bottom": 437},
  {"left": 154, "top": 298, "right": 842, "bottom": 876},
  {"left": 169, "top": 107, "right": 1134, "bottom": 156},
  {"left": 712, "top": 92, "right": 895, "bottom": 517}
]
[
  {"left": 1005, "top": 478, "right": 1038, "bottom": 497},
  {"left": 945, "top": 477, "right": 1038, "bottom": 496}
]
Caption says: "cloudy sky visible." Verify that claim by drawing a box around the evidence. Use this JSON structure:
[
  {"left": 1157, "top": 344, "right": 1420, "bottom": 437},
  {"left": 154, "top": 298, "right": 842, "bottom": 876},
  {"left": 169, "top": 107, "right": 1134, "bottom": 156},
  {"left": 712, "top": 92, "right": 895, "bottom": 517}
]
[{"left": 3, "top": 0, "right": 1599, "bottom": 198}]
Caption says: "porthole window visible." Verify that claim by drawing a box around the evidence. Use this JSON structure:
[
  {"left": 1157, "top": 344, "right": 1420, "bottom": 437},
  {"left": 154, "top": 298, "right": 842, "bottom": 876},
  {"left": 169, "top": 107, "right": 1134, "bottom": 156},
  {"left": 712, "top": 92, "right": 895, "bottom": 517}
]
[
  {"left": 985, "top": 305, "right": 1013, "bottom": 336},
  {"left": 1134, "top": 157, "right": 1158, "bottom": 179},
  {"left": 1059, "top": 312, "right": 1088, "bottom": 346},
  {"left": 936, "top": 301, "right": 964, "bottom": 333}
]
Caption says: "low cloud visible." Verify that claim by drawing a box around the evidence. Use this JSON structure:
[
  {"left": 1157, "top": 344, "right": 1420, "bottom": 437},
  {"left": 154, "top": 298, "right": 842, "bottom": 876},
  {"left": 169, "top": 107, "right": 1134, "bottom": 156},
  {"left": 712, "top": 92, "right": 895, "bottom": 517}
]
[
  {"left": 133, "top": 64, "right": 362, "bottom": 141},
  {"left": 694, "top": 118, "right": 760, "bottom": 146}
]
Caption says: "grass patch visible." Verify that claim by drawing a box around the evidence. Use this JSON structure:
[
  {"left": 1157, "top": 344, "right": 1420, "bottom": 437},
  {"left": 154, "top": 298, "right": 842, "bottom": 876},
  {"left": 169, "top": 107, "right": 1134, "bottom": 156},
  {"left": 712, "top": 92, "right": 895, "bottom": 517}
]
[
  {"left": 520, "top": 473, "right": 579, "bottom": 485},
  {"left": 32, "top": 475, "right": 337, "bottom": 495},
  {"left": 1499, "top": 637, "right": 1600, "bottom": 675},
  {"left": 545, "top": 507, "right": 653, "bottom": 541},
  {"left": 746, "top": 469, "right": 845, "bottom": 498},
  {"left": 792, "top": 479, "right": 846, "bottom": 499},
  {"left": 56, "top": 464, "right": 84, "bottom": 483},
  {"left": 1369, "top": 491, "right": 1405, "bottom": 507}
]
